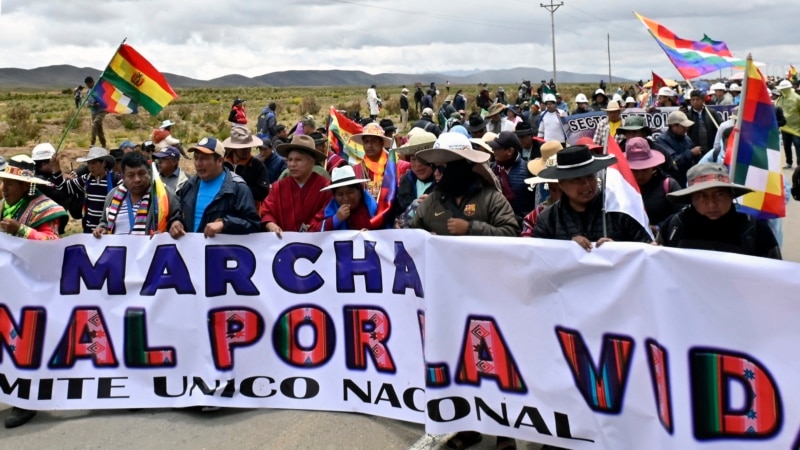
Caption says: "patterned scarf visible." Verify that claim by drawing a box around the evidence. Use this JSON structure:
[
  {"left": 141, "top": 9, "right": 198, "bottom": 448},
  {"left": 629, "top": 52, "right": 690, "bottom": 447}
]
[{"left": 105, "top": 185, "right": 151, "bottom": 235}]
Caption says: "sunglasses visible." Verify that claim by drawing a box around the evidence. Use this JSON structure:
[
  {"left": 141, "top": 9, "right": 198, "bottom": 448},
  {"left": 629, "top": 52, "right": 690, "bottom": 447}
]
[{"left": 430, "top": 164, "right": 447, "bottom": 173}]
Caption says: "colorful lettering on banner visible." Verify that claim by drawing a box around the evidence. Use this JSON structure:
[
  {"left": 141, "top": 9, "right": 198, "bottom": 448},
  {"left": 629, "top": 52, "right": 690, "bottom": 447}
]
[
  {"left": 0, "top": 306, "right": 46, "bottom": 368},
  {"left": 207, "top": 308, "right": 264, "bottom": 371},
  {"left": 124, "top": 308, "right": 176, "bottom": 368},
  {"left": 343, "top": 307, "right": 395, "bottom": 373},
  {"left": 690, "top": 348, "right": 782, "bottom": 440},
  {"left": 456, "top": 317, "right": 526, "bottom": 393},
  {"left": 2, "top": 233, "right": 800, "bottom": 447},
  {"left": 646, "top": 339, "right": 674, "bottom": 434},
  {"left": 49, "top": 308, "right": 118, "bottom": 368},
  {"left": 555, "top": 327, "right": 634, "bottom": 414},
  {"left": 272, "top": 305, "right": 335, "bottom": 368}
]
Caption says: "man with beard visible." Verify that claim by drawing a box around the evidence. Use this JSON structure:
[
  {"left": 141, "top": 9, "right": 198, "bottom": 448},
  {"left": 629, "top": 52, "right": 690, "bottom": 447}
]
[{"left": 411, "top": 132, "right": 518, "bottom": 237}]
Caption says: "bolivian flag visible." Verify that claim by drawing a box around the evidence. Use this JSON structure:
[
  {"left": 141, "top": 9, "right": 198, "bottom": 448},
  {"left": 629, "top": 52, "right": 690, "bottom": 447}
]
[{"left": 100, "top": 44, "right": 178, "bottom": 116}]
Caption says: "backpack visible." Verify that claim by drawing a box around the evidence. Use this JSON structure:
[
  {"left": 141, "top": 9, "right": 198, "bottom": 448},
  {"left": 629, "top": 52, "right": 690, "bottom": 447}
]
[{"left": 256, "top": 109, "right": 275, "bottom": 136}]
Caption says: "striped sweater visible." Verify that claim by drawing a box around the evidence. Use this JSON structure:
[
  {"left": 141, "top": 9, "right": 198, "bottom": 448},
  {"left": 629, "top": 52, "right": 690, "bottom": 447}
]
[{"left": 55, "top": 170, "right": 122, "bottom": 232}]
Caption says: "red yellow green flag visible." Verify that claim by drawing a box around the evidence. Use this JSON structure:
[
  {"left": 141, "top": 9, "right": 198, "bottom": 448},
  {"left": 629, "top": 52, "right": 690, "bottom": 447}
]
[{"left": 100, "top": 44, "right": 178, "bottom": 115}]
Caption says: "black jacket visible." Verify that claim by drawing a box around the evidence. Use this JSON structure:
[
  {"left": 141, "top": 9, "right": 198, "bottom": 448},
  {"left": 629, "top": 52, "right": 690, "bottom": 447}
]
[
  {"left": 533, "top": 194, "right": 652, "bottom": 243},
  {"left": 685, "top": 107, "right": 722, "bottom": 152},
  {"left": 400, "top": 94, "right": 409, "bottom": 111},
  {"left": 178, "top": 169, "right": 261, "bottom": 234},
  {"left": 394, "top": 171, "right": 435, "bottom": 217},
  {"left": 658, "top": 206, "right": 781, "bottom": 260},
  {"left": 224, "top": 156, "right": 270, "bottom": 202},
  {"left": 411, "top": 118, "right": 441, "bottom": 137}
]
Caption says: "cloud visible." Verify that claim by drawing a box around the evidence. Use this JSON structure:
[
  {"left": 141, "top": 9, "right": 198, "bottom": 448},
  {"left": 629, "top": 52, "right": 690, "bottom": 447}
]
[{"left": 0, "top": 0, "right": 797, "bottom": 82}]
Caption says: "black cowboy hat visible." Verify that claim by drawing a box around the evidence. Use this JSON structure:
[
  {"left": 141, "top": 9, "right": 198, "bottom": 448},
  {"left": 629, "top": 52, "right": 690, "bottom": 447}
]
[
  {"left": 466, "top": 114, "right": 487, "bottom": 133},
  {"left": 537, "top": 145, "right": 616, "bottom": 180},
  {"left": 514, "top": 121, "right": 535, "bottom": 137}
]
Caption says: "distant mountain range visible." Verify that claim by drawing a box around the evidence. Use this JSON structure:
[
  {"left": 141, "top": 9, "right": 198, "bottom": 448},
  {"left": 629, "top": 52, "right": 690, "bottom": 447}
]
[{"left": 0, "top": 65, "right": 630, "bottom": 89}]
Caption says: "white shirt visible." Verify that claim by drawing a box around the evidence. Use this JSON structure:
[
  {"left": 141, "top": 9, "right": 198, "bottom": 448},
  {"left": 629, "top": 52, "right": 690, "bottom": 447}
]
[
  {"left": 115, "top": 199, "right": 132, "bottom": 235},
  {"left": 538, "top": 111, "right": 566, "bottom": 142}
]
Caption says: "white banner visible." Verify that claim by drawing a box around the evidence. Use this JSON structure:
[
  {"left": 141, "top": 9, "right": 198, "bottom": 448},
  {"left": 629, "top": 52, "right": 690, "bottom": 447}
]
[{"left": 1, "top": 231, "right": 799, "bottom": 449}]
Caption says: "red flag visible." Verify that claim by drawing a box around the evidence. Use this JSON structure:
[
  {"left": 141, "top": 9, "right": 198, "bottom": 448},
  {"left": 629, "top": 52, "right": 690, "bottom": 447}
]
[{"left": 652, "top": 72, "right": 667, "bottom": 104}]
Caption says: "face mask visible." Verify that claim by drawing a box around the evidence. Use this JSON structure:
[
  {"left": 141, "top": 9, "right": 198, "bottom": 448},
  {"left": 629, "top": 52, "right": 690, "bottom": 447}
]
[{"left": 437, "top": 159, "right": 475, "bottom": 197}]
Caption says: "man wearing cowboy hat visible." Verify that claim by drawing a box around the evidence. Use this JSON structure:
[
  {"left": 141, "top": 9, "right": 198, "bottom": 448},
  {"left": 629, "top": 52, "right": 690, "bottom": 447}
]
[
  {"left": 514, "top": 122, "right": 542, "bottom": 161},
  {"left": 169, "top": 137, "right": 260, "bottom": 239},
  {"left": 94, "top": 152, "right": 181, "bottom": 237},
  {"left": 658, "top": 163, "right": 780, "bottom": 259},
  {"left": 466, "top": 114, "right": 488, "bottom": 139},
  {"left": 0, "top": 155, "right": 69, "bottom": 429},
  {"left": 261, "top": 134, "right": 332, "bottom": 236},
  {"left": 52, "top": 146, "right": 122, "bottom": 233},
  {"left": 348, "top": 123, "right": 410, "bottom": 225},
  {"left": 223, "top": 125, "right": 271, "bottom": 207},
  {"left": 592, "top": 100, "right": 625, "bottom": 148},
  {"left": 532, "top": 145, "right": 652, "bottom": 251},
  {"left": 393, "top": 130, "right": 438, "bottom": 227},
  {"left": 411, "top": 132, "right": 518, "bottom": 237},
  {"left": 484, "top": 103, "right": 506, "bottom": 134}
]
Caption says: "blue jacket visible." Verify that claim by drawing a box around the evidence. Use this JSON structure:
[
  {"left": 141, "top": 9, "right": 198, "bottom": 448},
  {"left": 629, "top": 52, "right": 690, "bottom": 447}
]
[
  {"left": 655, "top": 130, "right": 695, "bottom": 186},
  {"left": 178, "top": 169, "right": 261, "bottom": 234},
  {"left": 263, "top": 152, "right": 288, "bottom": 184}
]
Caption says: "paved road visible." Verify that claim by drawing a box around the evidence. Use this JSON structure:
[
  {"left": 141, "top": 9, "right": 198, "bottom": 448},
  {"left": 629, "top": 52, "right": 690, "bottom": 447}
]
[{"left": 2, "top": 182, "right": 798, "bottom": 450}]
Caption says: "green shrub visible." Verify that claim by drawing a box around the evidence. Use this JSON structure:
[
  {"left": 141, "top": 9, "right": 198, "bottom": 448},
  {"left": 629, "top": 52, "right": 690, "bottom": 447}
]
[
  {"left": 0, "top": 105, "right": 42, "bottom": 146},
  {"left": 177, "top": 105, "right": 193, "bottom": 121},
  {"left": 300, "top": 96, "right": 321, "bottom": 116}
]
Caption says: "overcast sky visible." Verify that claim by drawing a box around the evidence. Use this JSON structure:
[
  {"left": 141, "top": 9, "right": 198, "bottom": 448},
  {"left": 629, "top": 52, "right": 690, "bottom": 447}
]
[{"left": 0, "top": 0, "right": 795, "bottom": 82}]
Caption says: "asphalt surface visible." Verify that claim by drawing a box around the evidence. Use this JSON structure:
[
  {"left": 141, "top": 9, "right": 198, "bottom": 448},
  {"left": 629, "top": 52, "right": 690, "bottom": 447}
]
[{"left": 2, "top": 173, "right": 798, "bottom": 450}]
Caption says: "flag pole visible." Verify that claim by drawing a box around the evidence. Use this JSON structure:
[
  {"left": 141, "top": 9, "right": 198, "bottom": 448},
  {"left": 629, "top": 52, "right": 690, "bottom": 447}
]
[
  {"left": 729, "top": 54, "right": 752, "bottom": 181},
  {"left": 601, "top": 126, "right": 610, "bottom": 238},
  {"left": 55, "top": 38, "right": 128, "bottom": 154}
]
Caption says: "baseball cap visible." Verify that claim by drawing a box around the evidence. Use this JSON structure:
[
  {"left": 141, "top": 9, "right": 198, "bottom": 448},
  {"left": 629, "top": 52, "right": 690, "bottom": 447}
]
[
  {"left": 189, "top": 137, "right": 225, "bottom": 157},
  {"left": 153, "top": 146, "right": 181, "bottom": 159},
  {"left": 119, "top": 140, "right": 137, "bottom": 150},
  {"left": 421, "top": 107, "right": 434, "bottom": 117},
  {"left": 488, "top": 131, "right": 522, "bottom": 152}
]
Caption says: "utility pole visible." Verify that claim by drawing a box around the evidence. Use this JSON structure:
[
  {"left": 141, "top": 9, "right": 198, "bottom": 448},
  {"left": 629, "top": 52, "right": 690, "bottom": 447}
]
[
  {"left": 540, "top": 0, "right": 564, "bottom": 88},
  {"left": 607, "top": 34, "right": 612, "bottom": 88}
]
